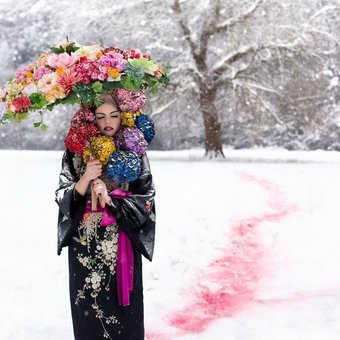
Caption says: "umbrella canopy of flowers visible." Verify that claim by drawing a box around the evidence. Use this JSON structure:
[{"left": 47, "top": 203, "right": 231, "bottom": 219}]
[{"left": 0, "top": 39, "right": 170, "bottom": 130}]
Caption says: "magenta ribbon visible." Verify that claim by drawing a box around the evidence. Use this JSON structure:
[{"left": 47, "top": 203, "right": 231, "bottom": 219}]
[{"left": 85, "top": 188, "right": 134, "bottom": 306}]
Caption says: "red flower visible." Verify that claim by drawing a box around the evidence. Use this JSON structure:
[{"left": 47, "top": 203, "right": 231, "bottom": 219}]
[
  {"left": 12, "top": 96, "right": 32, "bottom": 112},
  {"left": 64, "top": 122, "right": 100, "bottom": 154}
]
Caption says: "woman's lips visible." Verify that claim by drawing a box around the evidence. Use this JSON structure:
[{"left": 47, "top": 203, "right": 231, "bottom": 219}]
[{"left": 104, "top": 127, "right": 113, "bottom": 131}]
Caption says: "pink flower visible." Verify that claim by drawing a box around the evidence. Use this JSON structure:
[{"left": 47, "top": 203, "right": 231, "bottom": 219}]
[
  {"left": 47, "top": 52, "right": 76, "bottom": 69},
  {"left": 113, "top": 88, "right": 146, "bottom": 112},
  {"left": 57, "top": 69, "right": 82, "bottom": 95},
  {"left": 99, "top": 53, "right": 127, "bottom": 72},
  {"left": 71, "top": 108, "right": 96, "bottom": 126},
  {"left": 75, "top": 59, "right": 100, "bottom": 84},
  {"left": 34, "top": 68, "right": 53, "bottom": 80},
  {"left": 12, "top": 96, "right": 31, "bottom": 112},
  {"left": 15, "top": 69, "right": 26, "bottom": 82},
  {"left": 128, "top": 49, "right": 149, "bottom": 59}
]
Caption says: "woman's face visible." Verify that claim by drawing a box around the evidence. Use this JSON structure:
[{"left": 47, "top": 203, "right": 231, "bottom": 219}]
[{"left": 95, "top": 102, "right": 121, "bottom": 137}]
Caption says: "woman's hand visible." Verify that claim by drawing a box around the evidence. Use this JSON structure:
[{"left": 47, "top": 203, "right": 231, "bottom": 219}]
[
  {"left": 93, "top": 178, "right": 112, "bottom": 205},
  {"left": 83, "top": 159, "right": 102, "bottom": 181}
]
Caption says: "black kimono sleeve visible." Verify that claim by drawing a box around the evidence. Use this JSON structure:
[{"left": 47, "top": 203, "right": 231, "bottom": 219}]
[
  {"left": 109, "top": 154, "right": 156, "bottom": 262},
  {"left": 55, "top": 150, "right": 87, "bottom": 255}
]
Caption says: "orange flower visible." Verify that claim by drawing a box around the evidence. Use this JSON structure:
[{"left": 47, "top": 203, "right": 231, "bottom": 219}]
[
  {"left": 55, "top": 67, "right": 65, "bottom": 75},
  {"left": 108, "top": 67, "right": 120, "bottom": 79},
  {"left": 26, "top": 71, "right": 34, "bottom": 79}
]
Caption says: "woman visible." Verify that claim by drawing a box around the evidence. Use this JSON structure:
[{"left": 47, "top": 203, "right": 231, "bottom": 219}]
[{"left": 55, "top": 93, "right": 156, "bottom": 340}]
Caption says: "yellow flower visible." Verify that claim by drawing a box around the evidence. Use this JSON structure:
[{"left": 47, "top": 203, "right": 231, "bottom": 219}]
[
  {"left": 55, "top": 67, "right": 65, "bottom": 75},
  {"left": 107, "top": 67, "right": 120, "bottom": 79},
  {"left": 121, "top": 111, "right": 135, "bottom": 127},
  {"left": 83, "top": 136, "right": 116, "bottom": 165}
]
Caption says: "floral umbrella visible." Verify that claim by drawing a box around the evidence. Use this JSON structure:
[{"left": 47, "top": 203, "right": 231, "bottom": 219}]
[{"left": 0, "top": 38, "right": 170, "bottom": 208}]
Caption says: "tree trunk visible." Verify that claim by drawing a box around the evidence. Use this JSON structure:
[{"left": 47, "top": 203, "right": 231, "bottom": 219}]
[{"left": 199, "top": 88, "right": 225, "bottom": 159}]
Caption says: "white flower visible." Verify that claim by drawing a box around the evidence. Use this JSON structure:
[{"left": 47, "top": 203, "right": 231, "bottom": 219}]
[
  {"left": 91, "top": 272, "right": 101, "bottom": 285},
  {"left": 22, "top": 83, "right": 38, "bottom": 96},
  {"left": 0, "top": 88, "right": 6, "bottom": 99},
  {"left": 73, "top": 44, "right": 102, "bottom": 62},
  {"left": 37, "top": 73, "right": 57, "bottom": 94}
]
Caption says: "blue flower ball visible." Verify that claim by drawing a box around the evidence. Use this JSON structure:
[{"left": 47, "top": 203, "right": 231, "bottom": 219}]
[
  {"left": 135, "top": 114, "right": 155, "bottom": 144},
  {"left": 105, "top": 151, "right": 142, "bottom": 183}
]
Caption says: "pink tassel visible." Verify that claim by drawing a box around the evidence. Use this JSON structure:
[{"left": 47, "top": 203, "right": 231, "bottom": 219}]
[{"left": 117, "top": 230, "right": 134, "bottom": 306}]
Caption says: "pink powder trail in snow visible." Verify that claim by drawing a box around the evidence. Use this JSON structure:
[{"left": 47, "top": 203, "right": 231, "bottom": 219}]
[{"left": 146, "top": 172, "right": 299, "bottom": 339}]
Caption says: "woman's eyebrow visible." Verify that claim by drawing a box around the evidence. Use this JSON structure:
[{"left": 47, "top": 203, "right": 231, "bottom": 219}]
[{"left": 95, "top": 111, "right": 120, "bottom": 115}]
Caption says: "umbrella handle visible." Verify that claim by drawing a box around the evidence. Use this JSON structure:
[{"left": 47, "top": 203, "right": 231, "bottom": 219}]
[{"left": 90, "top": 153, "right": 106, "bottom": 210}]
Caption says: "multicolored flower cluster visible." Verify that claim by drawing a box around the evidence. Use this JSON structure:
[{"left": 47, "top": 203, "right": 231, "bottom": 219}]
[
  {"left": 64, "top": 101, "right": 155, "bottom": 183},
  {"left": 0, "top": 39, "right": 170, "bottom": 129},
  {"left": 83, "top": 136, "right": 116, "bottom": 165}
]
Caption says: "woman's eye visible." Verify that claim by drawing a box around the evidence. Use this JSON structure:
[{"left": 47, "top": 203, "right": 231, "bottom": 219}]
[{"left": 96, "top": 114, "right": 118, "bottom": 119}]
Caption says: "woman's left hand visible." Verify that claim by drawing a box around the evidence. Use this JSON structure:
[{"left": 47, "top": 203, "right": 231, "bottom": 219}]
[{"left": 93, "top": 179, "right": 112, "bottom": 205}]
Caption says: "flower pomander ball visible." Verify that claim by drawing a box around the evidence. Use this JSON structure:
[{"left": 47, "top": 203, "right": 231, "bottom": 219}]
[
  {"left": 83, "top": 135, "right": 116, "bottom": 165},
  {"left": 106, "top": 151, "right": 142, "bottom": 183},
  {"left": 135, "top": 114, "right": 155, "bottom": 144},
  {"left": 115, "top": 127, "right": 148, "bottom": 156},
  {"left": 121, "top": 110, "right": 142, "bottom": 127},
  {"left": 64, "top": 122, "right": 100, "bottom": 154},
  {"left": 113, "top": 88, "right": 146, "bottom": 112},
  {"left": 71, "top": 108, "right": 96, "bottom": 126}
]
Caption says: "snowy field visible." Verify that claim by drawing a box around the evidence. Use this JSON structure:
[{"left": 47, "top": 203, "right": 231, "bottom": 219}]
[{"left": 1, "top": 149, "right": 340, "bottom": 340}]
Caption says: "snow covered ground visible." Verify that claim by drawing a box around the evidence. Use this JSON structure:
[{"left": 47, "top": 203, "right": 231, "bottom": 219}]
[{"left": 1, "top": 149, "right": 340, "bottom": 340}]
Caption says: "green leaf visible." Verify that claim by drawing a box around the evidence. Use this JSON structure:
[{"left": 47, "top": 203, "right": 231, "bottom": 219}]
[
  {"left": 150, "top": 85, "right": 159, "bottom": 94},
  {"left": 29, "top": 93, "right": 48, "bottom": 110},
  {"left": 65, "top": 42, "right": 80, "bottom": 55},
  {"left": 94, "top": 98, "right": 103, "bottom": 107},
  {"left": 92, "top": 81, "right": 103, "bottom": 93},
  {"left": 120, "top": 74, "right": 133, "bottom": 90},
  {"left": 150, "top": 212, "right": 156, "bottom": 222},
  {"left": 40, "top": 123, "right": 48, "bottom": 132},
  {"left": 15, "top": 112, "right": 29, "bottom": 122},
  {"left": 33, "top": 122, "right": 42, "bottom": 128},
  {"left": 102, "top": 81, "right": 118, "bottom": 91},
  {"left": 3, "top": 111, "right": 14, "bottom": 120},
  {"left": 46, "top": 103, "right": 55, "bottom": 111},
  {"left": 50, "top": 45, "right": 65, "bottom": 54}
]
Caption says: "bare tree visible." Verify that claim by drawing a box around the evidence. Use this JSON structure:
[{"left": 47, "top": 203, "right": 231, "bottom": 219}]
[{"left": 170, "top": 0, "right": 340, "bottom": 157}]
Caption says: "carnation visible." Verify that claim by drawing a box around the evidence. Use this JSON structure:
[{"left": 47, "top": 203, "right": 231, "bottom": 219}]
[{"left": 12, "top": 96, "right": 32, "bottom": 112}]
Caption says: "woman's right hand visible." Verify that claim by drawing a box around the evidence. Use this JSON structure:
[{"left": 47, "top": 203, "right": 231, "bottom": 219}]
[{"left": 83, "top": 159, "right": 102, "bottom": 181}]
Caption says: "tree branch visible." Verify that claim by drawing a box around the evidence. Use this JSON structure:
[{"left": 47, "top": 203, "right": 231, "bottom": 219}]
[
  {"left": 216, "top": 0, "right": 263, "bottom": 33},
  {"left": 171, "top": 0, "right": 197, "bottom": 59}
]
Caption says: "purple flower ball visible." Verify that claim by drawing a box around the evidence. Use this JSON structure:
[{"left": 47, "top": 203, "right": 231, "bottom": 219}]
[{"left": 115, "top": 127, "right": 148, "bottom": 156}]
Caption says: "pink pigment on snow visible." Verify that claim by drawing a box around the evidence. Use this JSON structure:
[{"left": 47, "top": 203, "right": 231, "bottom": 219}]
[{"left": 147, "top": 172, "right": 299, "bottom": 338}]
